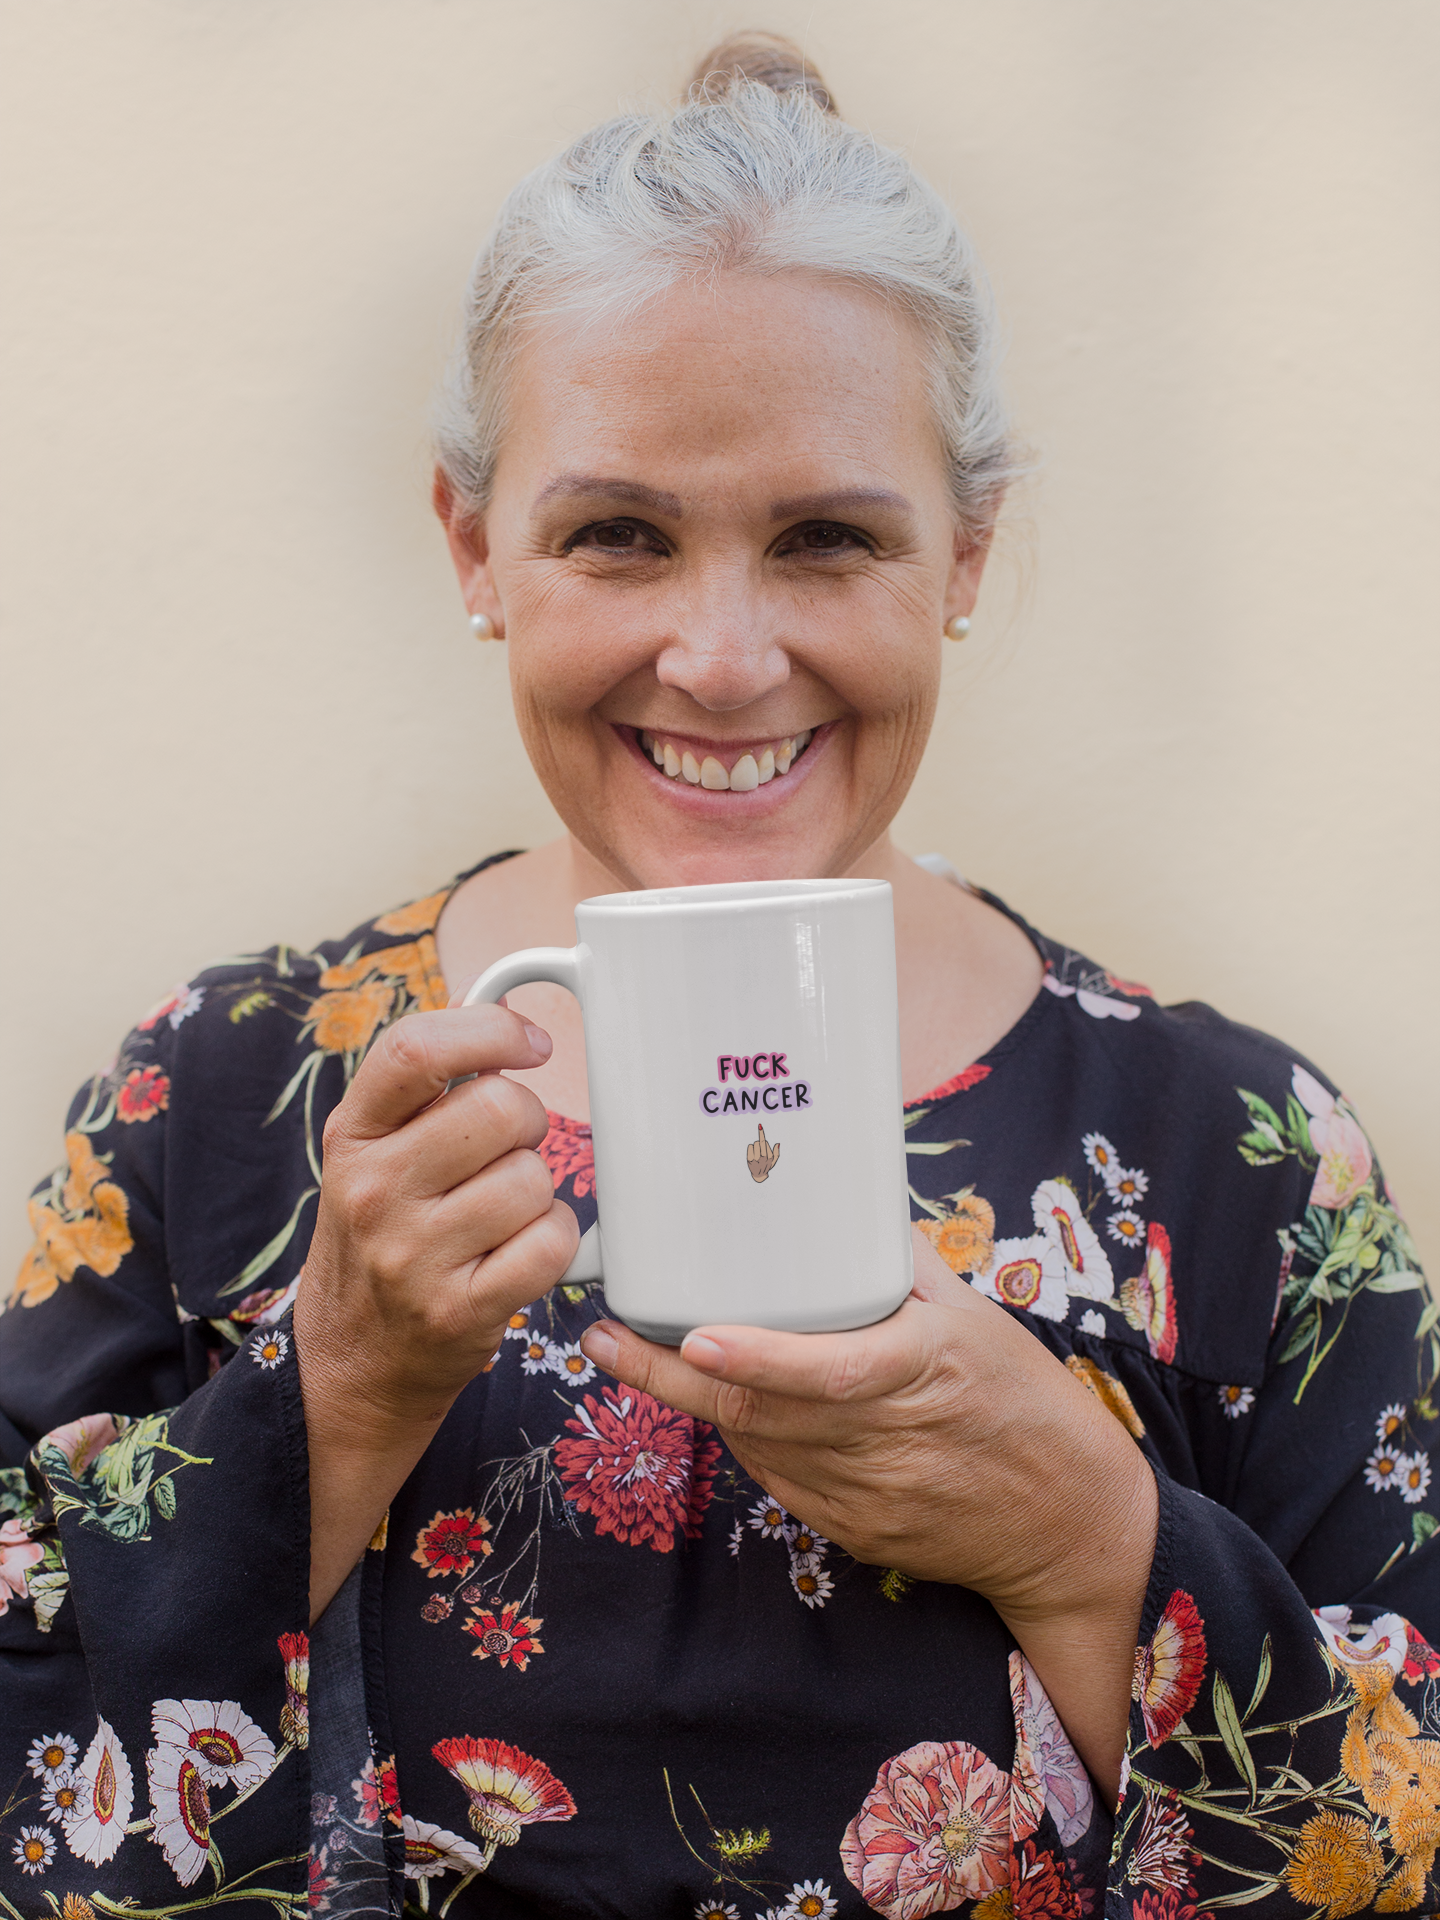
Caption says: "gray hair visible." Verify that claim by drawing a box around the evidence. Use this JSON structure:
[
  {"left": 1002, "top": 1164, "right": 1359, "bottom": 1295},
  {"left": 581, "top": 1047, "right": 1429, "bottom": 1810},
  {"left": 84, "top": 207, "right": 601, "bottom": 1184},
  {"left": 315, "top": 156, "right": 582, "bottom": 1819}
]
[{"left": 434, "top": 35, "right": 1017, "bottom": 544}]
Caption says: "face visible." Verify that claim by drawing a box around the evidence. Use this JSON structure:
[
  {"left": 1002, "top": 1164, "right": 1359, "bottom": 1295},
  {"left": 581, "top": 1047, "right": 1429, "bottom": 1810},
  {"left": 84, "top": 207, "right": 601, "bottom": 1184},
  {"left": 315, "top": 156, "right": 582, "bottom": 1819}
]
[{"left": 441, "top": 271, "right": 987, "bottom": 890}]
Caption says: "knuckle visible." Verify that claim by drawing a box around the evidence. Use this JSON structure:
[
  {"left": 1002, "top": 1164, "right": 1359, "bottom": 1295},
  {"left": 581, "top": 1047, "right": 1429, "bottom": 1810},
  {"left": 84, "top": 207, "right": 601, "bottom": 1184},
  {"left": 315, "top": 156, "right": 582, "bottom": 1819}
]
[
  {"left": 712, "top": 1381, "right": 762, "bottom": 1434},
  {"left": 378, "top": 1015, "right": 431, "bottom": 1080},
  {"left": 340, "top": 1166, "right": 391, "bottom": 1233}
]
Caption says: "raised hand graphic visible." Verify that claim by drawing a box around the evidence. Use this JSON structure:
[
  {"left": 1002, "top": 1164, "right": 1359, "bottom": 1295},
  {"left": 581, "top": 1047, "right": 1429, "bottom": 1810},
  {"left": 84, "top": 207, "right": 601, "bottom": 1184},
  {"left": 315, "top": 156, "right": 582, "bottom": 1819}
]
[{"left": 746, "top": 1122, "right": 781, "bottom": 1184}]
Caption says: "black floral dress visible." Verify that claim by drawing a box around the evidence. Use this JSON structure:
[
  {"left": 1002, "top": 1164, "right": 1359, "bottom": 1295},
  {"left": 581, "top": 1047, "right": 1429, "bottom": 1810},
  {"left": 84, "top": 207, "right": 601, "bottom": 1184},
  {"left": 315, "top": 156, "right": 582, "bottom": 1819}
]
[{"left": 1, "top": 856, "right": 1436, "bottom": 1920}]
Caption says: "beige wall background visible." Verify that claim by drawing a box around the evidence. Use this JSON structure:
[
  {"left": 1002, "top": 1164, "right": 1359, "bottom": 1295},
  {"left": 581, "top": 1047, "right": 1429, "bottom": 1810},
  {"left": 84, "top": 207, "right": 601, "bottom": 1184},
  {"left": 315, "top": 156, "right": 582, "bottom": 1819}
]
[{"left": 3, "top": 2, "right": 1436, "bottom": 1280}]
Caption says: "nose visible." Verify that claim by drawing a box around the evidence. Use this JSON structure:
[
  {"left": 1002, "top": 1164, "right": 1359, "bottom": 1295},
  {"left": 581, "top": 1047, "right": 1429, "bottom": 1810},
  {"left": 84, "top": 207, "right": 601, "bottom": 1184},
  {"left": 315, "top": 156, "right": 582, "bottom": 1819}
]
[{"left": 653, "top": 576, "right": 791, "bottom": 713}]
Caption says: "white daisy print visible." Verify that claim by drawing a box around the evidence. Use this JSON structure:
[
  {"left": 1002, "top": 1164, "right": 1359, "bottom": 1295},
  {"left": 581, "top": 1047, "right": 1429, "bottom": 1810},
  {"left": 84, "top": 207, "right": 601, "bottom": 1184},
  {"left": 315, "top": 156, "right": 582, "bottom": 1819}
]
[
  {"left": 12, "top": 1825, "right": 54, "bottom": 1875},
  {"left": 1217, "top": 1385, "right": 1255, "bottom": 1419},
  {"left": 547, "top": 1341, "right": 596, "bottom": 1387},
  {"left": 976, "top": 1234, "right": 1069, "bottom": 1322},
  {"left": 150, "top": 1697, "right": 277, "bottom": 1791},
  {"left": 783, "top": 1522, "right": 829, "bottom": 1560},
  {"left": 503, "top": 1311, "right": 531, "bottom": 1341},
  {"left": 1106, "top": 1210, "right": 1145, "bottom": 1248},
  {"left": 250, "top": 1328, "right": 289, "bottom": 1370},
  {"left": 400, "top": 1814, "right": 487, "bottom": 1880},
  {"left": 784, "top": 1881, "right": 839, "bottom": 1920},
  {"left": 519, "top": 1338, "right": 553, "bottom": 1376},
  {"left": 26, "top": 1733, "right": 77, "bottom": 1779},
  {"left": 1076, "top": 1309, "right": 1106, "bottom": 1336},
  {"left": 1375, "top": 1403, "right": 1407, "bottom": 1446},
  {"left": 749, "top": 1496, "right": 789, "bottom": 1538},
  {"left": 1364, "top": 1446, "right": 1402, "bottom": 1492},
  {"left": 694, "top": 1903, "right": 740, "bottom": 1920},
  {"left": 40, "top": 1769, "right": 87, "bottom": 1826},
  {"left": 1032, "top": 1178, "right": 1115, "bottom": 1301},
  {"left": 1082, "top": 1133, "right": 1120, "bottom": 1180},
  {"left": 1109, "top": 1166, "right": 1149, "bottom": 1207},
  {"left": 146, "top": 1740, "right": 212, "bottom": 1886},
  {"left": 63, "top": 1718, "right": 133, "bottom": 1865},
  {"left": 728, "top": 1521, "right": 744, "bottom": 1558},
  {"left": 790, "top": 1562, "right": 834, "bottom": 1609},
  {"left": 1397, "top": 1453, "right": 1431, "bottom": 1506}
]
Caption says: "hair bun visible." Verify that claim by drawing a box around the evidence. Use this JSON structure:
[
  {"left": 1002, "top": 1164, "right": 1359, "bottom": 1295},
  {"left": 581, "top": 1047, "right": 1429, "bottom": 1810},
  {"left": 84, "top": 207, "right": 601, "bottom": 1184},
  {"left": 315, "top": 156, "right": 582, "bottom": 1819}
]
[{"left": 685, "top": 32, "right": 837, "bottom": 116}]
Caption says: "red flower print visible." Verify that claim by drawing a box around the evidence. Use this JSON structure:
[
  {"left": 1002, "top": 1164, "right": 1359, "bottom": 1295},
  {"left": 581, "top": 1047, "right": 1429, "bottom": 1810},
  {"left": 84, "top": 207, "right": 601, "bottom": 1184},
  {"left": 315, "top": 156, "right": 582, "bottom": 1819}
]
[
  {"left": 1011, "top": 1839, "right": 1083, "bottom": 1919},
  {"left": 116, "top": 1066, "right": 170, "bottom": 1124},
  {"left": 1129, "top": 1896, "right": 1202, "bottom": 1920},
  {"left": 463, "top": 1603, "right": 544, "bottom": 1670},
  {"left": 1400, "top": 1621, "right": 1440, "bottom": 1686},
  {"left": 352, "top": 1752, "right": 402, "bottom": 1828},
  {"left": 555, "top": 1387, "right": 721, "bottom": 1552},
  {"left": 1119, "top": 1222, "right": 1177, "bottom": 1365},
  {"left": 1129, "top": 1789, "right": 1197, "bottom": 1897},
  {"left": 1133, "top": 1592, "right": 1207, "bottom": 1747},
  {"left": 841, "top": 1739, "right": 1013, "bottom": 1919},
  {"left": 538, "top": 1115, "right": 595, "bottom": 1200},
  {"left": 431, "top": 1735, "right": 575, "bottom": 1852},
  {"left": 410, "top": 1508, "right": 493, "bottom": 1579},
  {"left": 909, "top": 1063, "right": 992, "bottom": 1105},
  {"left": 1104, "top": 972, "right": 1154, "bottom": 999},
  {"left": 277, "top": 1631, "right": 309, "bottom": 1748}
]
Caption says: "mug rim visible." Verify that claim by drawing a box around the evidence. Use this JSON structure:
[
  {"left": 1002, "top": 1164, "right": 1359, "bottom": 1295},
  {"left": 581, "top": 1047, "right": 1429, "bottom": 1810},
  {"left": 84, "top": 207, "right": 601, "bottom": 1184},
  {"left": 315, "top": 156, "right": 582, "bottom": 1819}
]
[{"left": 577, "top": 877, "right": 890, "bottom": 914}]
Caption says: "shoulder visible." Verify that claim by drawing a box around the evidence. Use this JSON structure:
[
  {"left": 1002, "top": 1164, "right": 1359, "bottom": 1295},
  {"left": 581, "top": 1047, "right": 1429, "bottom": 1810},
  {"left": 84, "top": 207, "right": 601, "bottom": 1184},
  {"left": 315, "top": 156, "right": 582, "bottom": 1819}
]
[{"left": 982, "top": 901, "right": 1368, "bottom": 1385}]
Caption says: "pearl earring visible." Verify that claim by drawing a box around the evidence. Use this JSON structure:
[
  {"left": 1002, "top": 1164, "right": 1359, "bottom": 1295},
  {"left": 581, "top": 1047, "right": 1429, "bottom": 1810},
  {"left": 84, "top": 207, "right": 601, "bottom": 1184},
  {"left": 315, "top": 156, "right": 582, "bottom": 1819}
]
[
  {"left": 944, "top": 615, "right": 971, "bottom": 642},
  {"left": 469, "top": 612, "right": 498, "bottom": 641}
]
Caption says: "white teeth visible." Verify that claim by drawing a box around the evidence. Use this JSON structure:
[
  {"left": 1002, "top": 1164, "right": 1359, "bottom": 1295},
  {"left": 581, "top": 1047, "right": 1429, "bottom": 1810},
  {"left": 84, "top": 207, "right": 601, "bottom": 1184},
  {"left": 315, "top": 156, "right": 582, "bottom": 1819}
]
[{"left": 643, "top": 729, "right": 814, "bottom": 786}]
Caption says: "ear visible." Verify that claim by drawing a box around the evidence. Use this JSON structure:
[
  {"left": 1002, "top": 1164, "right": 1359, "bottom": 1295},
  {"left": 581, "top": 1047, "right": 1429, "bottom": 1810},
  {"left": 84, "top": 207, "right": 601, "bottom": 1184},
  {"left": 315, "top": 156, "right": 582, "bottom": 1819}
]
[
  {"left": 433, "top": 468, "right": 505, "bottom": 636},
  {"left": 941, "top": 514, "right": 997, "bottom": 630}
]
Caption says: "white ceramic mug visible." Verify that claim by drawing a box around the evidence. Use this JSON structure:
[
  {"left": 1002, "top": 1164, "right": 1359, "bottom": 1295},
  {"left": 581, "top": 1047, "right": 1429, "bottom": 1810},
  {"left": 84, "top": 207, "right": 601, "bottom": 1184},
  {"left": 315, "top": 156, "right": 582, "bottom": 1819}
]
[{"left": 461, "top": 877, "right": 913, "bottom": 1344}]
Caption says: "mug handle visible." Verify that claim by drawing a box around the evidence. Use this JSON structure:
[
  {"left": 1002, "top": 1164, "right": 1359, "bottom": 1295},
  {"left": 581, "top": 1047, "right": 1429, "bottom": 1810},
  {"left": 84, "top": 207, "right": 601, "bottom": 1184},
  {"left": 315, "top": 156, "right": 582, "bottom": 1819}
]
[{"left": 460, "top": 948, "right": 603, "bottom": 1286}]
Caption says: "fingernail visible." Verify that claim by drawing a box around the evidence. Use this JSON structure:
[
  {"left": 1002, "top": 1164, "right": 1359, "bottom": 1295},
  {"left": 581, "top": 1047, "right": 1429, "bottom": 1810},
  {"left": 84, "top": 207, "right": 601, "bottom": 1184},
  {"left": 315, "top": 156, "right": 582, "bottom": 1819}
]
[
  {"left": 680, "top": 1333, "right": 725, "bottom": 1373},
  {"left": 580, "top": 1323, "right": 618, "bottom": 1370},
  {"left": 523, "top": 1022, "right": 552, "bottom": 1059}
]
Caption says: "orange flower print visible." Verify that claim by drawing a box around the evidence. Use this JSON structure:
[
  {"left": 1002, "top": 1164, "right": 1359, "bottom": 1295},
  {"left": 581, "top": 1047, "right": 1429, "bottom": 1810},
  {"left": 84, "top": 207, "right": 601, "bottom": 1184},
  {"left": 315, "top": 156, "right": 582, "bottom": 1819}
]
[
  {"left": 373, "top": 888, "right": 450, "bottom": 937},
  {"left": 918, "top": 1194, "right": 996, "bottom": 1276},
  {"left": 1281, "top": 1808, "right": 1384, "bottom": 1917},
  {"left": 116, "top": 1066, "right": 170, "bottom": 1124},
  {"left": 11, "top": 1132, "right": 133, "bottom": 1309},
  {"left": 1064, "top": 1355, "right": 1146, "bottom": 1439},
  {"left": 318, "top": 937, "right": 447, "bottom": 1012},
  {"left": 1133, "top": 1590, "right": 1206, "bottom": 1747},
  {"left": 1120, "top": 1222, "right": 1177, "bottom": 1365},
  {"left": 411, "top": 1509, "right": 493, "bottom": 1579},
  {"left": 304, "top": 980, "right": 395, "bottom": 1056},
  {"left": 841, "top": 1739, "right": 1021, "bottom": 1920},
  {"left": 463, "top": 1603, "right": 544, "bottom": 1670}
]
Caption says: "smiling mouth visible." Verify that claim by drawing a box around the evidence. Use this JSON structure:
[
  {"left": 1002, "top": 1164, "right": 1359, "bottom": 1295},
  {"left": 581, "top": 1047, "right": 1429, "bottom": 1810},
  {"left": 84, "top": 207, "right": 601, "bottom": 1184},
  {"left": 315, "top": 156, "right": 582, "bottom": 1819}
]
[{"left": 633, "top": 727, "right": 817, "bottom": 791}]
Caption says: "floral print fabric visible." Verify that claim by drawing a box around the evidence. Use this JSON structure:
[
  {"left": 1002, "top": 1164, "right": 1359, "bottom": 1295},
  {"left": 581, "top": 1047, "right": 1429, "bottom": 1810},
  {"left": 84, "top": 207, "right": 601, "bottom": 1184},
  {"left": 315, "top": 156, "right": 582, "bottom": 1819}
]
[{"left": 0, "top": 857, "right": 1435, "bottom": 1917}]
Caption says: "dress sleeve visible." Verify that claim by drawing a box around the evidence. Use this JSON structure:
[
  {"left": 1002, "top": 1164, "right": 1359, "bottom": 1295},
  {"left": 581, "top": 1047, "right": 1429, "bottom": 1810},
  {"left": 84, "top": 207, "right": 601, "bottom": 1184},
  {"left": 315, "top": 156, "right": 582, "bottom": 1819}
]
[
  {"left": 1109, "top": 1090, "right": 1439, "bottom": 1917},
  {"left": 0, "top": 1007, "right": 312, "bottom": 1905}
]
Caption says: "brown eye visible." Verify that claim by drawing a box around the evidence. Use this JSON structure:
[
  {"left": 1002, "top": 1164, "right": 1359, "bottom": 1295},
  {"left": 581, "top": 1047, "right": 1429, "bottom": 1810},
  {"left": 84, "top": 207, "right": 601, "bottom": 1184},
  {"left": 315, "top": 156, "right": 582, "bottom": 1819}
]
[
  {"left": 566, "top": 518, "right": 667, "bottom": 555},
  {"left": 779, "top": 521, "right": 871, "bottom": 556}
]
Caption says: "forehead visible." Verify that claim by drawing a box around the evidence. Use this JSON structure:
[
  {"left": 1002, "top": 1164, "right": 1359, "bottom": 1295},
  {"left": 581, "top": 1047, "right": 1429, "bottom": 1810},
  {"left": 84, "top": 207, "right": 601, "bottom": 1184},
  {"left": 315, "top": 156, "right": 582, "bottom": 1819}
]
[{"left": 496, "top": 271, "right": 943, "bottom": 499}]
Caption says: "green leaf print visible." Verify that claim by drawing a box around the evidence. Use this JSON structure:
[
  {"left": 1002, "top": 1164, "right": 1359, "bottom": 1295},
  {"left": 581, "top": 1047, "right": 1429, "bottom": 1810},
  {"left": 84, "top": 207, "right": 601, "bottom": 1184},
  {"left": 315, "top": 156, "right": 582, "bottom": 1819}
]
[{"left": 40, "top": 1412, "right": 212, "bottom": 1543}]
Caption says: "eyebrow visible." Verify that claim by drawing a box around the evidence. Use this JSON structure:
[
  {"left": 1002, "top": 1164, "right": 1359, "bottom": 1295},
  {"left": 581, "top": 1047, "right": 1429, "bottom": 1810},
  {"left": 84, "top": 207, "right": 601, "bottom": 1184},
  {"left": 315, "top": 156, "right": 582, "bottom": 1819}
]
[
  {"left": 534, "top": 474, "right": 684, "bottom": 518},
  {"left": 768, "top": 487, "right": 913, "bottom": 522}
]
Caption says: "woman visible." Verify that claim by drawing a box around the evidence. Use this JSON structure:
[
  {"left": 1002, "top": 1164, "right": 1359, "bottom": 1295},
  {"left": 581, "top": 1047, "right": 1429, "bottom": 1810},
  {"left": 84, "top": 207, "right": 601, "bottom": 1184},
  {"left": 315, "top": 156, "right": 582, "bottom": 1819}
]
[{"left": 2, "top": 37, "right": 1435, "bottom": 1919}]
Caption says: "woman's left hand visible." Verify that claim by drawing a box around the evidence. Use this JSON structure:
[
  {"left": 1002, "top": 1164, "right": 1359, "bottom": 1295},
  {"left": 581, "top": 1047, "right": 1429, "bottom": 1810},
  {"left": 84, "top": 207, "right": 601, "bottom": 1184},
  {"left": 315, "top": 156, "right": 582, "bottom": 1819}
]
[{"left": 578, "top": 1227, "right": 1157, "bottom": 1801}]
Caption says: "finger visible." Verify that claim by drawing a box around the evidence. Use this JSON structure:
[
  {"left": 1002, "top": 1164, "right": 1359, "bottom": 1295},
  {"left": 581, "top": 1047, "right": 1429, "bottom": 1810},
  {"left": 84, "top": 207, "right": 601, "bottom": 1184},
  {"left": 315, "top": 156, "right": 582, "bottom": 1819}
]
[
  {"left": 757, "top": 1123, "right": 767, "bottom": 1145},
  {"left": 367, "top": 1068, "right": 553, "bottom": 1201},
  {"left": 580, "top": 1301, "right": 931, "bottom": 1435},
  {"left": 459, "top": 1199, "right": 580, "bottom": 1327},
  {"left": 429, "top": 1145, "right": 559, "bottom": 1259},
  {"left": 336, "top": 1007, "right": 552, "bottom": 1140}
]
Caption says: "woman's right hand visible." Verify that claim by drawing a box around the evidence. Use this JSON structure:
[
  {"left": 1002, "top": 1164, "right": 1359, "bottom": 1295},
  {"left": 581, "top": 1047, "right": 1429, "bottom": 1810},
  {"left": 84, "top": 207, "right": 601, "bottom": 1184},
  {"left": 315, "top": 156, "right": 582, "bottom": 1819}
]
[{"left": 293, "top": 1005, "right": 579, "bottom": 1616}]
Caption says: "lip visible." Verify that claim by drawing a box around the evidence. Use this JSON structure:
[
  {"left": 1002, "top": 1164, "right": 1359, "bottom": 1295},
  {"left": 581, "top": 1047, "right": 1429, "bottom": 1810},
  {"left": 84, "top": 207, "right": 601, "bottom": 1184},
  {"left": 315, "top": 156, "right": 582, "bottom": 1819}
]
[{"left": 613, "top": 721, "right": 835, "bottom": 814}]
